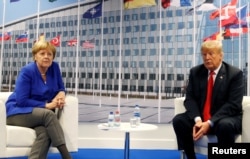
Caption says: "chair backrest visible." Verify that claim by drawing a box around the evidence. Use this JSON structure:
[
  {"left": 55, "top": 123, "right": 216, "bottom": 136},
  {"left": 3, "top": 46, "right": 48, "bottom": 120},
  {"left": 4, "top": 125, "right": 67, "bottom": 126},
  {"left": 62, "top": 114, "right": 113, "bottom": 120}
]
[
  {"left": 174, "top": 96, "right": 250, "bottom": 114},
  {"left": 0, "top": 92, "right": 12, "bottom": 104}
]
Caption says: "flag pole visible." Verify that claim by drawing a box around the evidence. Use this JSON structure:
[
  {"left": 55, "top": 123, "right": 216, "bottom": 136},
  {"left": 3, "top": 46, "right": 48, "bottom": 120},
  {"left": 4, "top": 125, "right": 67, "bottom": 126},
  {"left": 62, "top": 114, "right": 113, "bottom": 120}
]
[
  {"left": 9, "top": 36, "right": 14, "bottom": 91},
  {"left": 239, "top": 0, "right": 242, "bottom": 69},
  {"left": 247, "top": 2, "right": 250, "bottom": 95},
  {"left": 192, "top": 0, "right": 196, "bottom": 67},
  {"left": 26, "top": 31, "right": 29, "bottom": 64},
  {"left": 59, "top": 35, "right": 62, "bottom": 66},
  {"left": 75, "top": 0, "right": 80, "bottom": 96},
  {"left": 157, "top": 1, "right": 162, "bottom": 123},
  {"left": 117, "top": 0, "right": 123, "bottom": 111},
  {"left": 36, "top": 0, "right": 40, "bottom": 40},
  {"left": 99, "top": 0, "right": 104, "bottom": 107},
  {"left": 0, "top": 0, "right": 6, "bottom": 91}
]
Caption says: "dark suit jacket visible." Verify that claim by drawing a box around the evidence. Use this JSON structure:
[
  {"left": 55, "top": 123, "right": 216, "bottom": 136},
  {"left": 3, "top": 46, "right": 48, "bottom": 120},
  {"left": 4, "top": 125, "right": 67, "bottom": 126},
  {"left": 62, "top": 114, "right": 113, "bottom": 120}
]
[{"left": 184, "top": 61, "right": 244, "bottom": 124}]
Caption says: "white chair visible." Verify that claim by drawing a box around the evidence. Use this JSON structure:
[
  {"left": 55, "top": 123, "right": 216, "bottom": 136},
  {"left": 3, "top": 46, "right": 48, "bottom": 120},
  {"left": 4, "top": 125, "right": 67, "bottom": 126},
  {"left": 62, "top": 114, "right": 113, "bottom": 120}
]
[
  {"left": 174, "top": 96, "right": 250, "bottom": 159},
  {"left": 0, "top": 92, "right": 78, "bottom": 158}
]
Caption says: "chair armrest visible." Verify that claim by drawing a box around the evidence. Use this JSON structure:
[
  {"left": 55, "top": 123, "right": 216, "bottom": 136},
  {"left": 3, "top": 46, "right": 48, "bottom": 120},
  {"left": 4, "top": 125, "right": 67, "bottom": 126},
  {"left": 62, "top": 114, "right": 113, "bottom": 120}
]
[
  {"left": 174, "top": 97, "right": 186, "bottom": 115},
  {"left": 58, "top": 95, "right": 78, "bottom": 152},
  {"left": 242, "top": 104, "right": 250, "bottom": 142},
  {"left": 0, "top": 100, "right": 6, "bottom": 156}
]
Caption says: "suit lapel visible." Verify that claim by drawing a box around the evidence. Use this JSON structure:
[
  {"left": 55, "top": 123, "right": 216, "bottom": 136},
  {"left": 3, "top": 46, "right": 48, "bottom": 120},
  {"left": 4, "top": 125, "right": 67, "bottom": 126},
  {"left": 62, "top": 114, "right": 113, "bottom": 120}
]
[
  {"left": 200, "top": 68, "right": 209, "bottom": 107},
  {"left": 212, "top": 63, "right": 226, "bottom": 103}
]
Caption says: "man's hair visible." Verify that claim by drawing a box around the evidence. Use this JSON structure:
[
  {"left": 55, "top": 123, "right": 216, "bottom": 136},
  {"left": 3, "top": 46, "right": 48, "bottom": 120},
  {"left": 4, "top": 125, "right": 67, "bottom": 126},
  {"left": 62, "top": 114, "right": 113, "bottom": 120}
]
[{"left": 201, "top": 40, "right": 223, "bottom": 54}]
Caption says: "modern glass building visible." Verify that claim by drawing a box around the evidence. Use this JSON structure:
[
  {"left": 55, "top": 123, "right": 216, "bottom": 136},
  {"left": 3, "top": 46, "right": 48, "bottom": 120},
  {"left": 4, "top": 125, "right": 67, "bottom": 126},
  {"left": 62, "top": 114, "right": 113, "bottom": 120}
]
[{"left": 0, "top": 0, "right": 249, "bottom": 97}]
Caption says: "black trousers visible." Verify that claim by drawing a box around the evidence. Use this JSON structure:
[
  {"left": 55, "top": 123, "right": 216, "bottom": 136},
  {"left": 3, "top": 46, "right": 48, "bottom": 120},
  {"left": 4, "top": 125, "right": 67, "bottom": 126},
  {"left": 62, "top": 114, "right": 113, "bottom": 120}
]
[
  {"left": 172, "top": 112, "right": 242, "bottom": 159},
  {"left": 7, "top": 108, "right": 66, "bottom": 159}
]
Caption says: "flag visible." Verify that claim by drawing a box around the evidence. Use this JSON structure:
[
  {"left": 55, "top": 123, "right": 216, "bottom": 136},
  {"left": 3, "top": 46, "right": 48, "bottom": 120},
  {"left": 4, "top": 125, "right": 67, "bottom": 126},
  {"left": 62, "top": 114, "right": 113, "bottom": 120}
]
[
  {"left": 0, "top": 32, "right": 11, "bottom": 41},
  {"left": 219, "top": 5, "right": 247, "bottom": 27},
  {"left": 186, "top": 0, "right": 217, "bottom": 15},
  {"left": 10, "top": 0, "right": 20, "bottom": 2},
  {"left": 203, "top": 31, "right": 230, "bottom": 41},
  {"left": 83, "top": 2, "right": 102, "bottom": 19},
  {"left": 124, "top": 0, "right": 156, "bottom": 9},
  {"left": 210, "top": 0, "right": 238, "bottom": 20},
  {"left": 50, "top": 35, "right": 60, "bottom": 47},
  {"left": 223, "top": 5, "right": 248, "bottom": 36},
  {"left": 224, "top": 26, "right": 248, "bottom": 37},
  {"left": 162, "top": 0, "right": 191, "bottom": 9},
  {"left": 82, "top": 38, "right": 95, "bottom": 49},
  {"left": 16, "top": 32, "right": 28, "bottom": 43},
  {"left": 49, "top": 0, "right": 57, "bottom": 2},
  {"left": 67, "top": 38, "right": 77, "bottom": 46}
]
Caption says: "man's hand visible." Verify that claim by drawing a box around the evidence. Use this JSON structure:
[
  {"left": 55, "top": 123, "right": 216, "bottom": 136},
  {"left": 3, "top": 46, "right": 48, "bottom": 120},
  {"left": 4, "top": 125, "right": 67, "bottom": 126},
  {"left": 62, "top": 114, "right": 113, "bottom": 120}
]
[{"left": 193, "top": 120, "right": 210, "bottom": 141}]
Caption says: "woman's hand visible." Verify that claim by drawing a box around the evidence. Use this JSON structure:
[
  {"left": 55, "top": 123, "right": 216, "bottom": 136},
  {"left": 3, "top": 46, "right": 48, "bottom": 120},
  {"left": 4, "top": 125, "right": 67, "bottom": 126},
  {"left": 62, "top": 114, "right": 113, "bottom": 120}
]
[
  {"left": 53, "top": 91, "right": 66, "bottom": 109},
  {"left": 46, "top": 91, "right": 66, "bottom": 109}
]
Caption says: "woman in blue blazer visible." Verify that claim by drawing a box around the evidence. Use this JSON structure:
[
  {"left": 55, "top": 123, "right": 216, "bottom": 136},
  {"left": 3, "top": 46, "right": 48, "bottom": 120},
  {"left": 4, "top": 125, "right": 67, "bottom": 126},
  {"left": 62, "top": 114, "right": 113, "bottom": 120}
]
[{"left": 6, "top": 40, "right": 71, "bottom": 159}]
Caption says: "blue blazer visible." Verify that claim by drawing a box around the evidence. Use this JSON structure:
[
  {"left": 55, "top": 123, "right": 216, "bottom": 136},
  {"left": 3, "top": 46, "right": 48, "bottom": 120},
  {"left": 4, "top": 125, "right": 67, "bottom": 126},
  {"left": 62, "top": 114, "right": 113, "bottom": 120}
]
[
  {"left": 6, "top": 61, "right": 65, "bottom": 117},
  {"left": 184, "top": 61, "right": 244, "bottom": 124}
]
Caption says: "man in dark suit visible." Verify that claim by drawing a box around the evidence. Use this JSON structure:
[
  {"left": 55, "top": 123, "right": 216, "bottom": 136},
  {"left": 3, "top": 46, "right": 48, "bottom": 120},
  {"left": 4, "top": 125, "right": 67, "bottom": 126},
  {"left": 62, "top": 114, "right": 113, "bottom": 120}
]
[{"left": 172, "top": 40, "right": 244, "bottom": 159}]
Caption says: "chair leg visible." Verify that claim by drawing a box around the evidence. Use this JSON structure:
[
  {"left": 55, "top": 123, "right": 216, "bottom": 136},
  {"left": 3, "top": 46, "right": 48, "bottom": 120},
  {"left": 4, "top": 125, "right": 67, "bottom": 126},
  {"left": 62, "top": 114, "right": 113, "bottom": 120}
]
[{"left": 180, "top": 150, "right": 186, "bottom": 159}]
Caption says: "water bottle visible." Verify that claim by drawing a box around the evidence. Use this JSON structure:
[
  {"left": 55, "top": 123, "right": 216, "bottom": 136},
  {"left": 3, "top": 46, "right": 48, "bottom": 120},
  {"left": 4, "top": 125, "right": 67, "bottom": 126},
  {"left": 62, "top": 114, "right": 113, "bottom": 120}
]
[
  {"left": 108, "top": 111, "right": 114, "bottom": 127},
  {"left": 133, "top": 105, "right": 141, "bottom": 126},
  {"left": 114, "top": 110, "right": 121, "bottom": 127}
]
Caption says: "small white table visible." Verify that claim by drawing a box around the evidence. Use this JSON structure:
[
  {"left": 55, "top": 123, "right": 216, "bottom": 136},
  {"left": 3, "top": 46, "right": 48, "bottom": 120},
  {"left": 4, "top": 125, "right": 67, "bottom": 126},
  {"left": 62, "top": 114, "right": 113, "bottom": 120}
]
[{"left": 98, "top": 122, "right": 158, "bottom": 159}]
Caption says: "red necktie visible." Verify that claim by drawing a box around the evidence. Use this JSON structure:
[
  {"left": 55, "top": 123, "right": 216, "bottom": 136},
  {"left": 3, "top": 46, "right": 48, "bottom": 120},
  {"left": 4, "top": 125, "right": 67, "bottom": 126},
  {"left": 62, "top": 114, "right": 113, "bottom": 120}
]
[{"left": 203, "top": 71, "right": 215, "bottom": 121}]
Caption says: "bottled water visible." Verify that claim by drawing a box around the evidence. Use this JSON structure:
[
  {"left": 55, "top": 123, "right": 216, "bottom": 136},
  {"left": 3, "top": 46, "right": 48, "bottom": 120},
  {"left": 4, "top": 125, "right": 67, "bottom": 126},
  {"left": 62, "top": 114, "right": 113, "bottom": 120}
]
[
  {"left": 114, "top": 110, "right": 121, "bottom": 127},
  {"left": 108, "top": 111, "right": 114, "bottom": 127},
  {"left": 133, "top": 105, "right": 141, "bottom": 126}
]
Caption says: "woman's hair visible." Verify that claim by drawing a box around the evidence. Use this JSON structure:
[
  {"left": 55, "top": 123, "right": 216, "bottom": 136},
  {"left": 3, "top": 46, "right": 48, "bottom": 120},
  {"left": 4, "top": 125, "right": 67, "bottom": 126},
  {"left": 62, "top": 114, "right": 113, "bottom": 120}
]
[
  {"left": 201, "top": 40, "right": 223, "bottom": 54},
  {"left": 32, "top": 41, "right": 56, "bottom": 60}
]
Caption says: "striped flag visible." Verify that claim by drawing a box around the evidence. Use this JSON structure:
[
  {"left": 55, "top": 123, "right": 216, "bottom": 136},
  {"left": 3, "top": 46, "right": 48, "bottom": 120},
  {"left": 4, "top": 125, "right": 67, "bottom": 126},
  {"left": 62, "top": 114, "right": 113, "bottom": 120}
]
[
  {"left": 16, "top": 32, "right": 28, "bottom": 43},
  {"left": 82, "top": 38, "right": 95, "bottom": 49}
]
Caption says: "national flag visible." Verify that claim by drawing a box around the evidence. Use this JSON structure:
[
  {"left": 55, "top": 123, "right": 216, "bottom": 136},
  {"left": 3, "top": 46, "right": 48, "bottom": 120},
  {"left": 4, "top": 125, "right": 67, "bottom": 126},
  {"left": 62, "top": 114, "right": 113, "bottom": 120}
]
[
  {"left": 203, "top": 31, "right": 230, "bottom": 41},
  {"left": 224, "top": 26, "right": 248, "bottom": 37},
  {"left": 82, "top": 38, "right": 95, "bottom": 49},
  {"left": 162, "top": 0, "right": 191, "bottom": 9},
  {"left": 124, "top": 0, "right": 156, "bottom": 9},
  {"left": 219, "top": 5, "right": 247, "bottom": 27},
  {"left": 186, "top": 0, "right": 217, "bottom": 15},
  {"left": 223, "top": 5, "right": 248, "bottom": 36},
  {"left": 210, "top": 0, "right": 238, "bottom": 20},
  {"left": 16, "top": 32, "right": 28, "bottom": 43},
  {"left": 67, "top": 38, "right": 77, "bottom": 46},
  {"left": 83, "top": 2, "right": 102, "bottom": 19},
  {"left": 50, "top": 35, "right": 60, "bottom": 47},
  {"left": 10, "top": 0, "right": 20, "bottom": 2},
  {"left": 48, "top": 0, "right": 57, "bottom": 2},
  {"left": 0, "top": 32, "right": 11, "bottom": 41}
]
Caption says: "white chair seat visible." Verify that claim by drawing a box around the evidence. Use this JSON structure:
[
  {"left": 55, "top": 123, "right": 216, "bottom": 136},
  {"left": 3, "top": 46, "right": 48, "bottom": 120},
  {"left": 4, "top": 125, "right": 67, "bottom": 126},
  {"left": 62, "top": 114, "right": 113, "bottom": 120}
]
[{"left": 7, "top": 126, "right": 36, "bottom": 147}]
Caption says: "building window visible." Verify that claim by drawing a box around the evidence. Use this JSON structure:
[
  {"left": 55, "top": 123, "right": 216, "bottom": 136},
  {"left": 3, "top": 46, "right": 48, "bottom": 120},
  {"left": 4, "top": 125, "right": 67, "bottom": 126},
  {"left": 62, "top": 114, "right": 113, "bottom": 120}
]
[
  {"left": 149, "top": 74, "right": 156, "bottom": 80},
  {"left": 124, "top": 73, "right": 130, "bottom": 79},
  {"left": 167, "top": 74, "right": 174, "bottom": 80}
]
